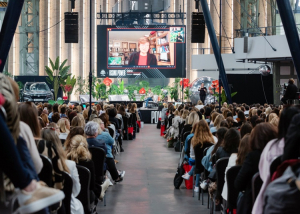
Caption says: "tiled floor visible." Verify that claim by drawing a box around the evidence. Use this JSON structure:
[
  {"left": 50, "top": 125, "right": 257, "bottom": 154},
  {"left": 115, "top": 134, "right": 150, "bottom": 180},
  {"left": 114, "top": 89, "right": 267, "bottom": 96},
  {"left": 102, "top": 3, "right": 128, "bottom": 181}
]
[{"left": 97, "top": 124, "right": 212, "bottom": 214}]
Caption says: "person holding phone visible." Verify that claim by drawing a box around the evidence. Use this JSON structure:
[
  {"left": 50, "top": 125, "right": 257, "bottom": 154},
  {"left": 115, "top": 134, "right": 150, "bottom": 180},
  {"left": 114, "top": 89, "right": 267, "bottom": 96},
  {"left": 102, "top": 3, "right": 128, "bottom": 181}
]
[{"left": 198, "top": 83, "right": 207, "bottom": 104}]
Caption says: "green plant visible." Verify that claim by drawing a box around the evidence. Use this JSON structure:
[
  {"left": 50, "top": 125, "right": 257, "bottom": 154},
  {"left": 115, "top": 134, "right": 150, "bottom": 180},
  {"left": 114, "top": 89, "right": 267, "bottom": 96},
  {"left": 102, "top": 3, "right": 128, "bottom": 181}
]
[
  {"left": 184, "top": 88, "right": 192, "bottom": 101},
  {"left": 119, "top": 80, "right": 124, "bottom": 94},
  {"left": 62, "top": 75, "right": 76, "bottom": 99},
  {"left": 168, "top": 78, "right": 180, "bottom": 101},
  {"left": 137, "top": 80, "right": 150, "bottom": 90},
  {"left": 152, "top": 85, "right": 162, "bottom": 96},
  {"left": 213, "top": 89, "right": 237, "bottom": 104},
  {"left": 95, "top": 83, "right": 108, "bottom": 100},
  {"left": 48, "top": 100, "right": 64, "bottom": 105},
  {"left": 108, "top": 83, "right": 119, "bottom": 95},
  {"left": 126, "top": 85, "right": 139, "bottom": 101},
  {"left": 3, "top": 71, "right": 13, "bottom": 78},
  {"left": 45, "top": 56, "right": 71, "bottom": 101},
  {"left": 75, "top": 76, "right": 86, "bottom": 95}
]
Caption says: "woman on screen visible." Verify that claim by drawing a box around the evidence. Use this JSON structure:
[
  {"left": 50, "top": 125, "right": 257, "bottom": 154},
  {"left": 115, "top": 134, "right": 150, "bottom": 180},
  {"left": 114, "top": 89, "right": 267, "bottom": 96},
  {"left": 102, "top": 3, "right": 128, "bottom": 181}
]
[{"left": 128, "top": 37, "right": 157, "bottom": 66}]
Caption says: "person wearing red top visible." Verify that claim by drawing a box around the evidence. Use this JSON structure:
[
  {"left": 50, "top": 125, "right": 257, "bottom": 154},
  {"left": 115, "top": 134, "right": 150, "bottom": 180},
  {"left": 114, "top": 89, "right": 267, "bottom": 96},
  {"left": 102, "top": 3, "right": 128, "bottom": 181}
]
[{"left": 129, "top": 37, "right": 157, "bottom": 66}]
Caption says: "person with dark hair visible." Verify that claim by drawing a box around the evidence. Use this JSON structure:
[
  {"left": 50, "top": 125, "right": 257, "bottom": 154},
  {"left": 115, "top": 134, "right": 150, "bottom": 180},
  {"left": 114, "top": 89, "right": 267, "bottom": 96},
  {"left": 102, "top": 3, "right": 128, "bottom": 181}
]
[
  {"left": 52, "top": 112, "right": 60, "bottom": 124},
  {"left": 19, "top": 102, "right": 41, "bottom": 138},
  {"left": 257, "top": 109, "right": 262, "bottom": 117},
  {"left": 47, "top": 104, "right": 53, "bottom": 115},
  {"left": 202, "top": 127, "right": 228, "bottom": 173},
  {"left": 220, "top": 120, "right": 229, "bottom": 128},
  {"left": 281, "top": 78, "right": 298, "bottom": 104},
  {"left": 48, "top": 103, "right": 59, "bottom": 122},
  {"left": 249, "top": 115, "right": 259, "bottom": 128},
  {"left": 60, "top": 106, "right": 67, "bottom": 118},
  {"left": 37, "top": 108, "right": 43, "bottom": 116},
  {"left": 68, "top": 111, "right": 77, "bottom": 123},
  {"left": 222, "top": 134, "right": 251, "bottom": 200},
  {"left": 235, "top": 123, "right": 277, "bottom": 214},
  {"left": 236, "top": 110, "right": 246, "bottom": 127},
  {"left": 107, "top": 108, "right": 120, "bottom": 129},
  {"left": 38, "top": 117, "right": 46, "bottom": 128},
  {"left": 240, "top": 122, "right": 252, "bottom": 138},
  {"left": 214, "top": 128, "right": 240, "bottom": 164},
  {"left": 253, "top": 107, "right": 300, "bottom": 214},
  {"left": 244, "top": 105, "right": 250, "bottom": 117},
  {"left": 226, "top": 116, "right": 234, "bottom": 128}
]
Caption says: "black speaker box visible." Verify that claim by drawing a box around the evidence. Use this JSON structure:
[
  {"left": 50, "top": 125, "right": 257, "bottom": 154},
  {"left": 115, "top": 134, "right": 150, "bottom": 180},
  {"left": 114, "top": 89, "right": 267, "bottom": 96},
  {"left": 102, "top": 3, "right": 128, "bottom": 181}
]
[
  {"left": 192, "top": 12, "right": 205, "bottom": 43},
  {"left": 65, "top": 12, "right": 78, "bottom": 43}
]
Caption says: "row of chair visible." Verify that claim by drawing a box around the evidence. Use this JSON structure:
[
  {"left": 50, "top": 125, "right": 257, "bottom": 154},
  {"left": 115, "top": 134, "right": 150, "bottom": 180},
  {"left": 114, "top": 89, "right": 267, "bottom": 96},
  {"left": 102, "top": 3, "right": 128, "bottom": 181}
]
[{"left": 38, "top": 146, "right": 106, "bottom": 214}]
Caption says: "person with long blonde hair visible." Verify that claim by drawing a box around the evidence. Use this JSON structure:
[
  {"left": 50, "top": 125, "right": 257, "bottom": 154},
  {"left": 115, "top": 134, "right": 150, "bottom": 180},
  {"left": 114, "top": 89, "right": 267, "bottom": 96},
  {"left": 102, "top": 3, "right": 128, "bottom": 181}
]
[
  {"left": 57, "top": 117, "right": 70, "bottom": 140},
  {"left": 66, "top": 135, "right": 110, "bottom": 203},
  {"left": 210, "top": 114, "right": 225, "bottom": 134},
  {"left": 39, "top": 128, "right": 84, "bottom": 213},
  {"left": 182, "top": 120, "right": 214, "bottom": 192}
]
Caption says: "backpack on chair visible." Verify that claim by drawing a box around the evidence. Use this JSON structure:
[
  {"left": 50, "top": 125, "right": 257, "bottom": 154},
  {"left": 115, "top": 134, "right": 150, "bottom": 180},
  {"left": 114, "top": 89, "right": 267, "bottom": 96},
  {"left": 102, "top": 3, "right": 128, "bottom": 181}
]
[{"left": 263, "top": 164, "right": 300, "bottom": 214}]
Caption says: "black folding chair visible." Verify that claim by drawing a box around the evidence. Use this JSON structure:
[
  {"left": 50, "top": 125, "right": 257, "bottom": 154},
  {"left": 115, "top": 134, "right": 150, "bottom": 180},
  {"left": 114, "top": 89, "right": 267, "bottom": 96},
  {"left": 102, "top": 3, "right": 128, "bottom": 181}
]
[
  {"left": 107, "top": 127, "right": 114, "bottom": 138},
  {"left": 88, "top": 147, "right": 106, "bottom": 184},
  {"left": 122, "top": 116, "right": 129, "bottom": 140},
  {"left": 88, "top": 147, "right": 107, "bottom": 206},
  {"left": 226, "top": 165, "right": 242, "bottom": 214},
  {"left": 38, "top": 154, "right": 53, "bottom": 187},
  {"left": 251, "top": 172, "right": 263, "bottom": 206},
  {"left": 211, "top": 157, "right": 229, "bottom": 214},
  {"left": 270, "top": 155, "right": 282, "bottom": 178},
  {"left": 76, "top": 165, "right": 97, "bottom": 214},
  {"left": 59, "top": 171, "right": 73, "bottom": 214},
  {"left": 200, "top": 147, "right": 210, "bottom": 204},
  {"left": 182, "top": 131, "right": 191, "bottom": 144}
]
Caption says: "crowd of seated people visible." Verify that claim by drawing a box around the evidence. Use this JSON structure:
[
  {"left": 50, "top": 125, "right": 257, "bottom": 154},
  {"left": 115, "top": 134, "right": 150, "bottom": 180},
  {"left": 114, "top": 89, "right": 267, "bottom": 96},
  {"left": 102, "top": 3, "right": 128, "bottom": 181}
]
[
  {"left": 160, "top": 99, "right": 300, "bottom": 213},
  {"left": 0, "top": 74, "right": 142, "bottom": 213}
]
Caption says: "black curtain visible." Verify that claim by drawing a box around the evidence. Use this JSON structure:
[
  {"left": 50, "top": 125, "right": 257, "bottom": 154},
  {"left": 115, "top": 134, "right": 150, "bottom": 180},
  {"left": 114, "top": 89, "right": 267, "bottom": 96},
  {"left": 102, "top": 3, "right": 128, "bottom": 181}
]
[{"left": 227, "top": 74, "right": 273, "bottom": 105}]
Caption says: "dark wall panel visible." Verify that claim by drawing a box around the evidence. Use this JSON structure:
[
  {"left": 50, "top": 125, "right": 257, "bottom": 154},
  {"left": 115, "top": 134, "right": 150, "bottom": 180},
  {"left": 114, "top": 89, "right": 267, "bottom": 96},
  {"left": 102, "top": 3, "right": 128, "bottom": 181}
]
[{"left": 227, "top": 74, "right": 273, "bottom": 105}]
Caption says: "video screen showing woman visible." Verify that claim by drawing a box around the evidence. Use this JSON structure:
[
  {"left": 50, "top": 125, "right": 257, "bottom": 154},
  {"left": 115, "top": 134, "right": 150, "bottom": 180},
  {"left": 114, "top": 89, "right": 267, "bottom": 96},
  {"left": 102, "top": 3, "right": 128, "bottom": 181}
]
[{"left": 129, "top": 37, "right": 157, "bottom": 66}]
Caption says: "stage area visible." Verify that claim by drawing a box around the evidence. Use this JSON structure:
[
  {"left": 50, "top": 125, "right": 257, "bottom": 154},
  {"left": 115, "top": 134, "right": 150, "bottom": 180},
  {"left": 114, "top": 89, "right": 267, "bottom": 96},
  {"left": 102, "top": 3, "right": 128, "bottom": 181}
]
[{"left": 139, "top": 107, "right": 160, "bottom": 124}]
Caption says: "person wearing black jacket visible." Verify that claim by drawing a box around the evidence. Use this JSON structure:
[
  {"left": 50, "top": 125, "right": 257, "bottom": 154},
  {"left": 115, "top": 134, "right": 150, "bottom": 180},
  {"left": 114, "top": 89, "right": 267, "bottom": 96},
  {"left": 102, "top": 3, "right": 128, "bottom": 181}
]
[
  {"left": 282, "top": 113, "right": 300, "bottom": 161},
  {"left": 107, "top": 108, "right": 120, "bottom": 130},
  {"left": 281, "top": 78, "right": 298, "bottom": 104},
  {"left": 235, "top": 123, "right": 277, "bottom": 214},
  {"left": 128, "top": 37, "right": 157, "bottom": 66},
  {"left": 198, "top": 83, "right": 207, "bottom": 104}
]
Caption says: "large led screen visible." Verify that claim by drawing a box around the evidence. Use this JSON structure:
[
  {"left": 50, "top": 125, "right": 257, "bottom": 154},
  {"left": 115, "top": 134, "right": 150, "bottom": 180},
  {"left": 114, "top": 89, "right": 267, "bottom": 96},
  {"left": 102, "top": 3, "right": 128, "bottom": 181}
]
[{"left": 97, "top": 25, "right": 186, "bottom": 78}]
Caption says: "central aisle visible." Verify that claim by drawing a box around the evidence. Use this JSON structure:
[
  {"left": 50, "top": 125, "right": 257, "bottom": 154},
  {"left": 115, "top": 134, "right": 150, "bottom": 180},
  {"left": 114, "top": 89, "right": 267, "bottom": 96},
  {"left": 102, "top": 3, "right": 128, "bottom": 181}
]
[{"left": 97, "top": 124, "right": 208, "bottom": 214}]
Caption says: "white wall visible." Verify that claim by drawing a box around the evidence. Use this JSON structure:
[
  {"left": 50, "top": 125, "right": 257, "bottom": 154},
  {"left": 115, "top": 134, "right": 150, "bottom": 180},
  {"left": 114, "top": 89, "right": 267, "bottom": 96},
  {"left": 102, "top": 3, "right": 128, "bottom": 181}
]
[
  {"left": 234, "top": 35, "right": 291, "bottom": 60},
  {"left": 191, "top": 53, "right": 264, "bottom": 80}
]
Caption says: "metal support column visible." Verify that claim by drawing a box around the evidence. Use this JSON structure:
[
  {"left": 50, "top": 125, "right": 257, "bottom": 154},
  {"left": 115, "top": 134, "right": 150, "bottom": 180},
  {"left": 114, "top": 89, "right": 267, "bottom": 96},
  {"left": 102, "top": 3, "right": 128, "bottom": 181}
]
[
  {"left": 0, "top": 0, "right": 25, "bottom": 73},
  {"left": 200, "top": 0, "right": 232, "bottom": 103},
  {"left": 19, "top": 0, "right": 39, "bottom": 75},
  {"left": 277, "top": 0, "right": 300, "bottom": 83}
]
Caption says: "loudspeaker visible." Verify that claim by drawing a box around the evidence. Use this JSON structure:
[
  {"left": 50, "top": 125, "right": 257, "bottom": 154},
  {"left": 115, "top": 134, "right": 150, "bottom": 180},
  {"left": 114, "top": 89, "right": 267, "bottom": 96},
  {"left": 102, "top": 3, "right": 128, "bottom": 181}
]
[
  {"left": 192, "top": 12, "right": 205, "bottom": 43},
  {"left": 65, "top": 12, "right": 78, "bottom": 43}
]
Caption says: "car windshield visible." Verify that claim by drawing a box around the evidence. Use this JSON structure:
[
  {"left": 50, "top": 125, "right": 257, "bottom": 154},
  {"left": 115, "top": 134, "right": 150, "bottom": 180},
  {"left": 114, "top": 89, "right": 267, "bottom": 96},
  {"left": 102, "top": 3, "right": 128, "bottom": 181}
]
[{"left": 25, "top": 83, "right": 50, "bottom": 91}]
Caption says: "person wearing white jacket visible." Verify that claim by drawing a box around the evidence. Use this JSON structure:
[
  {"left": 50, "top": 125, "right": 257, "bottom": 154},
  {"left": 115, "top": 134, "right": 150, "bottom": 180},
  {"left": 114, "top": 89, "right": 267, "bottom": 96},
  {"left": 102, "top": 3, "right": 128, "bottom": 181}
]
[{"left": 65, "top": 160, "right": 84, "bottom": 214}]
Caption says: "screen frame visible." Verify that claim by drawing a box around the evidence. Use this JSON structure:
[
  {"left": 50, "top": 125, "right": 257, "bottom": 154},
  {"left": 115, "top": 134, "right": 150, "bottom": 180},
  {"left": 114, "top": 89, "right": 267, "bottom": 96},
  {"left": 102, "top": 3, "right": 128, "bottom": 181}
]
[{"left": 97, "top": 25, "right": 186, "bottom": 79}]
